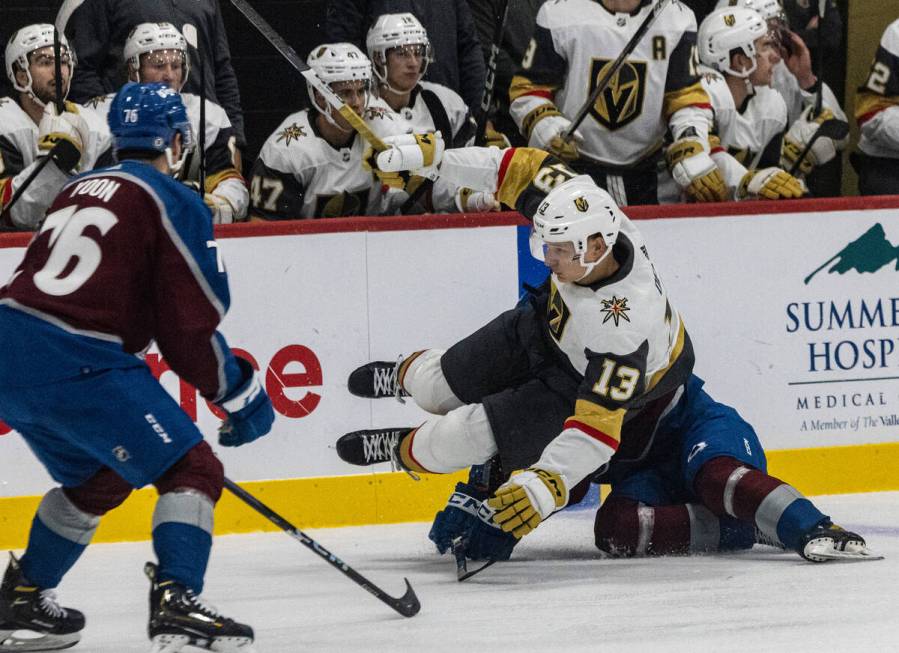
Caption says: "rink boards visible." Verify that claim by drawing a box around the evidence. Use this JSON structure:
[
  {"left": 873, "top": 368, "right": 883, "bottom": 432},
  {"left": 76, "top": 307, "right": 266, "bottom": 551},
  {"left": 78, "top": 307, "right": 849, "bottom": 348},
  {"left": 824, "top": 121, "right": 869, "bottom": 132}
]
[{"left": 2, "top": 197, "right": 899, "bottom": 547}]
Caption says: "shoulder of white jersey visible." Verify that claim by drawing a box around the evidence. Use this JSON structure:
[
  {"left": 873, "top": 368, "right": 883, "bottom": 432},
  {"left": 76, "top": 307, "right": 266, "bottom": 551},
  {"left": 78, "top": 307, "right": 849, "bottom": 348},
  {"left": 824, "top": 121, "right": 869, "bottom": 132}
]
[
  {"left": 364, "top": 96, "right": 404, "bottom": 136},
  {"left": 0, "top": 97, "right": 33, "bottom": 136},
  {"left": 257, "top": 110, "right": 324, "bottom": 172},
  {"left": 538, "top": 0, "right": 696, "bottom": 33},
  {"left": 181, "top": 93, "right": 231, "bottom": 130},
  {"left": 80, "top": 93, "right": 115, "bottom": 115},
  {"left": 73, "top": 101, "right": 112, "bottom": 136},
  {"left": 536, "top": 0, "right": 598, "bottom": 30},
  {"left": 417, "top": 80, "right": 469, "bottom": 125},
  {"left": 699, "top": 69, "right": 733, "bottom": 111},
  {"left": 882, "top": 18, "right": 899, "bottom": 56},
  {"left": 753, "top": 85, "right": 788, "bottom": 124},
  {"left": 665, "top": 0, "right": 698, "bottom": 31}
]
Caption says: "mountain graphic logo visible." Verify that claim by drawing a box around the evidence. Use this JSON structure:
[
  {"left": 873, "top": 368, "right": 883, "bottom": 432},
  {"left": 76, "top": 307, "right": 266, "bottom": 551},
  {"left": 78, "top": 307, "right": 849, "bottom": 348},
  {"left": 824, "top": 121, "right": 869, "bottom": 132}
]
[{"left": 804, "top": 223, "right": 899, "bottom": 285}]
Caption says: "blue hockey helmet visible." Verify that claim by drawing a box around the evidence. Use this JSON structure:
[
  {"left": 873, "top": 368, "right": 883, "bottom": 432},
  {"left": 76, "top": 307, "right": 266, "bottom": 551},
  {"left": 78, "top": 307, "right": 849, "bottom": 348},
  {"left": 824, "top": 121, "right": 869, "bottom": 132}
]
[{"left": 108, "top": 81, "right": 194, "bottom": 173}]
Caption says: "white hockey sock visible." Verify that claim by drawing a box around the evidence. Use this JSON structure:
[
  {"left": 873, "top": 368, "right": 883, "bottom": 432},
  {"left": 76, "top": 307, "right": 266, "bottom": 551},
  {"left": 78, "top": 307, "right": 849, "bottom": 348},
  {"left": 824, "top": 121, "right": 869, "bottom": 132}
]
[
  {"left": 402, "top": 403, "right": 497, "bottom": 473},
  {"left": 402, "top": 349, "right": 464, "bottom": 415}
]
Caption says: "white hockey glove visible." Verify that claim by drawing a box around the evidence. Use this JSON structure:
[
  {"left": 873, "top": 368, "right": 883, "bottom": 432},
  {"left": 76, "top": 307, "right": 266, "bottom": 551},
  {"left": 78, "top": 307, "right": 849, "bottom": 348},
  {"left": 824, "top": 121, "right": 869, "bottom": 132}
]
[
  {"left": 203, "top": 177, "right": 248, "bottom": 224},
  {"left": 738, "top": 167, "right": 806, "bottom": 200},
  {"left": 780, "top": 107, "right": 846, "bottom": 176},
  {"left": 487, "top": 467, "right": 568, "bottom": 539},
  {"left": 522, "top": 103, "right": 582, "bottom": 162},
  {"left": 666, "top": 137, "right": 728, "bottom": 202},
  {"left": 204, "top": 193, "right": 237, "bottom": 224},
  {"left": 365, "top": 132, "right": 444, "bottom": 175},
  {"left": 455, "top": 187, "right": 499, "bottom": 213},
  {"left": 38, "top": 102, "right": 89, "bottom": 173}
]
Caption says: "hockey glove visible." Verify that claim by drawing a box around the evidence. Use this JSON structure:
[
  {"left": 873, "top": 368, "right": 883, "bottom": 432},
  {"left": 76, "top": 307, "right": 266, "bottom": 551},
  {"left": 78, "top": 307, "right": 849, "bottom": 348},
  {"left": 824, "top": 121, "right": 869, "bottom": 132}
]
[
  {"left": 455, "top": 187, "right": 499, "bottom": 213},
  {"left": 38, "top": 102, "right": 89, "bottom": 174},
  {"left": 738, "top": 167, "right": 806, "bottom": 200},
  {"left": 522, "top": 103, "right": 581, "bottom": 162},
  {"left": 429, "top": 482, "right": 518, "bottom": 561},
  {"left": 666, "top": 137, "right": 728, "bottom": 203},
  {"left": 204, "top": 193, "right": 237, "bottom": 224},
  {"left": 487, "top": 468, "right": 568, "bottom": 539},
  {"left": 217, "top": 357, "right": 275, "bottom": 447},
  {"left": 780, "top": 107, "right": 845, "bottom": 176},
  {"left": 364, "top": 132, "right": 444, "bottom": 175},
  {"left": 484, "top": 123, "right": 511, "bottom": 149}
]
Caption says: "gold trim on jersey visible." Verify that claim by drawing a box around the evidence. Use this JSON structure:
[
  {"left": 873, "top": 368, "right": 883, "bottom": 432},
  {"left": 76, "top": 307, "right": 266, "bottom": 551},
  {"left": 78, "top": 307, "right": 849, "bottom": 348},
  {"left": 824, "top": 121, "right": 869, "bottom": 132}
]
[
  {"left": 521, "top": 103, "right": 564, "bottom": 139},
  {"left": 855, "top": 91, "right": 899, "bottom": 121},
  {"left": 204, "top": 168, "right": 245, "bottom": 195},
  {"left": 509, "top": 75, "right": 557, "bottom": 103},
  {"left": 647, "top": 316, "right": 687, "bottom": 392},
  {"left": 572, "top": 399, "right": 625, "bottom": 443},
  {"left": 495, "top": 148, "right": 553, "bottom": 208},
  {"left": 662, "top": 81, "right": 711, "bottom": 120},
  {"left": 588, "top": 59, "right": 647, "bottom": 131}
]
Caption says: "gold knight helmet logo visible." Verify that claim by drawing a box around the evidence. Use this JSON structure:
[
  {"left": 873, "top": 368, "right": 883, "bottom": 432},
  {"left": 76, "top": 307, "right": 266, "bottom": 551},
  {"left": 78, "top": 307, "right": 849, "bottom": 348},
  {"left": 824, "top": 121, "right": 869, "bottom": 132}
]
[
  {"left": 574, "top": 196, "right": 590, "bottom": 212},
  {"left": 588, "top": 58, "right": 647, "bottom": 131},
  {"left": 724, "top": 14, "right": 736, "bottom": 26}
]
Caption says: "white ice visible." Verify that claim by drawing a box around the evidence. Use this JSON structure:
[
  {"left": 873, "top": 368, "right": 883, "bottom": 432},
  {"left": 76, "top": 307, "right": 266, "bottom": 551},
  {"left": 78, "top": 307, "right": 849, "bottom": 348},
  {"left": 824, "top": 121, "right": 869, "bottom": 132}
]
[{"left": 18, "top": 491, "right": 899, "bottom": 652}]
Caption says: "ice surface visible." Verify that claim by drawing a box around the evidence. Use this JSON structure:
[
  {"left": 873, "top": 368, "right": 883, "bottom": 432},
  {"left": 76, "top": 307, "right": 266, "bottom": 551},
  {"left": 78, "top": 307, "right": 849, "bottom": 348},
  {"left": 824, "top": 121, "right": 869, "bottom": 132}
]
[{"left": 21, "top": 491, "right": 899, "bottom": 652}]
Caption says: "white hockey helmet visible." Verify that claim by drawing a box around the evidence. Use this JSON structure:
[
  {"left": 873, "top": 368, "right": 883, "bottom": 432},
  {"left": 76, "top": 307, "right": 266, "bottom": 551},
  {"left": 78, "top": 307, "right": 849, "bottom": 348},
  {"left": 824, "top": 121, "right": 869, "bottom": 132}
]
[
  {"left": 5, "top": 23, "right": 76, "bottom": 105},
  {"left": 714, "top": 0, "right": 785, "bottom": 22},
  {"left": 365, "top": 13, "right": 432, "bottom": 90},
  {"left": 124, "top": 22, "right": 191, "bottom": 88},
  {"left": 530, "top": 177, "right": 623, "bottom": 281},
  {"left": 698, "top": 7, "right": 769, "bottom": 78},
  {"left": 306, "top": 43, "right": 372, "bottom": 125}
]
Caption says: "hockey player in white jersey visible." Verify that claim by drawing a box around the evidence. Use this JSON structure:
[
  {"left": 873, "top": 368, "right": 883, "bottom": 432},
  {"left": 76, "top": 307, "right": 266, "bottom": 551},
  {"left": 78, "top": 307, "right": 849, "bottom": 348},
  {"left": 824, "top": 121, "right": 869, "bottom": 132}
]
[
  {"left": 336, "top": 140, "right": 878, "bottom": 565},
  {"left": 0, "top": 23, "right": 113, "bottom": 230},
  {"left": 509, "top": 0, "right": 726, "bottom": 206},
  {"left": 94, "top": 22, "right": 248, "bottom": 224},
  {"left": 714, "top": 0, "right": 848, "bottom": 181},
  {"left": 365, "top": 13, "right": 492, "bottom": 214},
  {"left": 250, "top": 43, "right": 411, "bottom": 219},
  {"left": 853, "top": 18, "right": 899, "bottom": 195},
  {"left": 659, "top": 6, "right": 804, "bottom": 202}
]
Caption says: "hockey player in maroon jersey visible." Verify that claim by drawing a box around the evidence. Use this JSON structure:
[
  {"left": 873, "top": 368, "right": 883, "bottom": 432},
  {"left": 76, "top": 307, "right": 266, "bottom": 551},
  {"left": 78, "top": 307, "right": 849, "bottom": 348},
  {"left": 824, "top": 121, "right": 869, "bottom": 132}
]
[{"left": 0, "top": 82, "right": 274, "bottom": 652}]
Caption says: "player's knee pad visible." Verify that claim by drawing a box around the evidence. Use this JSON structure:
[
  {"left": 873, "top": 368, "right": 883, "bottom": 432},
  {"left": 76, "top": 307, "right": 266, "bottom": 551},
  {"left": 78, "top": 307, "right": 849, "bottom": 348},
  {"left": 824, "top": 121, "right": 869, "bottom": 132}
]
[
  {"left": 154, "top": 440, "right": 224, "bottom": 503},
  {"left": 63, "top": 466, "right": 133, "bottom": 516},
  {"left": 37, "top": 487, "right": 102, "bottom": 545},
  {"left": 406, "top": 404, "right": 498, "bottom": 473},
  {"left": 401, "top": 349, "right": 464, "bottom": 414}
]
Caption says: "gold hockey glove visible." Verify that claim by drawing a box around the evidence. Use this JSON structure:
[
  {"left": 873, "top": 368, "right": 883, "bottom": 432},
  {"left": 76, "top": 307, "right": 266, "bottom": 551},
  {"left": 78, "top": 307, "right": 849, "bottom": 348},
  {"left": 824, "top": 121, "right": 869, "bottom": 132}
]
[
  {"left": 487, "top": 468, "right": 568, "bottom": 539},
  {"left": 738, "top": 167, "right": 806, "bottom": 200},
  {"left": 666, "top": 138, "right": 728, "bottom": 202}
]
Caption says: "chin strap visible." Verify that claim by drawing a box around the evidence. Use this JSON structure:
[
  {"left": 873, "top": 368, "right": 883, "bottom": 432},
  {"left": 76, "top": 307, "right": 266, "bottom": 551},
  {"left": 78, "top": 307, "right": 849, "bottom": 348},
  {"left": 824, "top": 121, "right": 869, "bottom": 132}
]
[{"left": 573, "top": 244, "right": 614, "bottom": 282}]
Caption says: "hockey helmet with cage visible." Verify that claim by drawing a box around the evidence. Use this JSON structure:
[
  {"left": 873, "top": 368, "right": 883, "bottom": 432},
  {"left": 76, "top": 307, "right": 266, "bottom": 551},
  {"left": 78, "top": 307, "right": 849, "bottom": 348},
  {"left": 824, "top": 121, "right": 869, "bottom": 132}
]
[
  {"left": 530, "top": 177, "right": 623, "bottom": 281},
  {"left": 714, "top": 0, "right": 786, "bottom": 22},
  {"left": 5, "top": 23, "right": 76, "bottom": 106},
  {"left": 124, "top": 22, "right": 191, "bottom": 88},
  {"left": 107, "top": 82, "right": 194, "bottom": 175},
  {"left": 306, "top": 43, "right": 372, "bottom": 125},
  {"left": 365, "top": 13, "right": 432, "bottom": 91},
  {"left": 698, "top": 7, "right": 769, "bottom": 78}
]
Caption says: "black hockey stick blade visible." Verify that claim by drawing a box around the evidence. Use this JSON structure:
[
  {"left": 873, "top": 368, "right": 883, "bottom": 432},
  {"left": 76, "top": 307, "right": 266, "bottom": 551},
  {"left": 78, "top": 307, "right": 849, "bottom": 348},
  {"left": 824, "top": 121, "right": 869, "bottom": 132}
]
[
  {"left": 451, "top": 536, "right": 498, "bottom": 582},
  {"left": 223, "top": 477, "right": 421, "bottom": 617}
]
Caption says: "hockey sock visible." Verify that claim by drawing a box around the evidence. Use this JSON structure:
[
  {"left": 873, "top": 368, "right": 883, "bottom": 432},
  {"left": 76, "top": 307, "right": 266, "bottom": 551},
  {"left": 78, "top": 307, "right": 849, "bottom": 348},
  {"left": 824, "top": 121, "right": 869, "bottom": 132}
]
[
  {"left": 152, "top": 490, "right": 214, "bottom": 593},
  {"left": 400, "top": 349, "right": 465, "bottom": 414},
  {"left": 397, "top": 404, "right": 498, "bottom": 474},
  {"left": 19, "top": 488, "right": 100, "bottom": 589},
  {"left": 593, "top": 496, "right": 754, "bottom": 556},
  {"left": 694, "top": 456, "right": 828, "bottom": 551}
]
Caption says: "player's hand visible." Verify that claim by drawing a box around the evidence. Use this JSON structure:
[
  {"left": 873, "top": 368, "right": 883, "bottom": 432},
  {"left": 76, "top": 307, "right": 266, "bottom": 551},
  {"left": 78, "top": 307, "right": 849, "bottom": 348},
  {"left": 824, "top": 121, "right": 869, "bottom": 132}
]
[
  {"left": 484, "top": 121, "right": 511, "bottom": 149},
  {"left": 523, "top": 103, "right": 582, "bottom": 162},
  {"left": 363, "top": 132, "right": 444, "bottom": 174},
  {"left": 739, "top": 167, "right": 806, "bottom": 200},
  {"left": 780, "top": 106, "right": 846, "bottom": 175},
  {"left": 666, "top": 137, "right": 728, "bottom": 202},
  {"left": 217, "top": 357, "right": 275, "bottom": 447},
  {"left": 455, "top": 187, "right": 499, "bottom": 213},
  {"left": 429, "top": 481, "right": 518, "bottom": 561},
  {"left": 487, "top": 467, "right": 568, "bottom": 539},
  {"left": 38, "top": 102, "right": 89, "bottom": 173},
  {"left": 204, "top": 192, "right": 236, "bottom": 224}
]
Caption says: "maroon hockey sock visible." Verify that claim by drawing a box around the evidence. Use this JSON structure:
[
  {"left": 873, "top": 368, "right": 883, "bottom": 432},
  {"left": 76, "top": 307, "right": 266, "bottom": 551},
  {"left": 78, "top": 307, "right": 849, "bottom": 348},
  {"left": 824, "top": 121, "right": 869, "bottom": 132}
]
[
  {"left": 594, "top": 496, "right": 693, "bottom": 556},
  {"left": 693, "top": 456, "right": 783, "bottom": 521}
]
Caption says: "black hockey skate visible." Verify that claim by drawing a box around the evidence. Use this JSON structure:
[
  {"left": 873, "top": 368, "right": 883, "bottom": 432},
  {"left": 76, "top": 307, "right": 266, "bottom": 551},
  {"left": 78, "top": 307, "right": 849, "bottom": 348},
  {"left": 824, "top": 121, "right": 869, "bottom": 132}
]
[
  {"left": 336, "top": 428, "right": 412, "bottom": 468},
  {"left": 347, "top": 360, "right": 409, "bottom": 401},
  {"left": 145, "top": 562, "right": 255, "bottom": 653},
  {"left": 798, "top": 522, "right": 883, "bottom": 562},
  {"left": 0, "top": 552, "right": 84, "bottom": 652}
]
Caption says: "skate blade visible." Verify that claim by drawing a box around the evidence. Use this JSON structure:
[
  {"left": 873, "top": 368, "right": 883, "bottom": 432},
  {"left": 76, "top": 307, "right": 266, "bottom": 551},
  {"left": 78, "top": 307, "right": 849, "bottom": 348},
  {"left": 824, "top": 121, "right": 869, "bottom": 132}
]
[
  {"left": 805, "top": 541, "right": 885, "bottom": 562},
  {"left": 150, "top": 634, "right": 190, "bottom": 653},
  {"left": 150, "top": 634, "right": 255, "bottom": 653},
  {"left": 0, "top": 629, "right": 79, "bottom": 651},
  {"left": 210, "top": 637, "right": 256, "bottom": 652}
]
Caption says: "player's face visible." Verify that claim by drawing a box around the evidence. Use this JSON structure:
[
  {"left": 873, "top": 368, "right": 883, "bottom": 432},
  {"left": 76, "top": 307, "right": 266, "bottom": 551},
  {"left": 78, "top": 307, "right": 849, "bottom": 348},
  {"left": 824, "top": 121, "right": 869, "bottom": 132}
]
[
  {"left": 385, "top": 44, "right": 427, "bottom": 92},
  {"left": 137, "top": 49, "right": 186, "bottom": 90},
  {"left": 327, "top": 80, "right": 370, "bottom": 129},
  {"left": 22, "top": 46, "right": 72, "bottom": 103},
  {"left": 542, "top": 241, "right": 588, "bottom": 283},
  {"left": 748, "top": 34, "right": 781, "bottom": 86}
]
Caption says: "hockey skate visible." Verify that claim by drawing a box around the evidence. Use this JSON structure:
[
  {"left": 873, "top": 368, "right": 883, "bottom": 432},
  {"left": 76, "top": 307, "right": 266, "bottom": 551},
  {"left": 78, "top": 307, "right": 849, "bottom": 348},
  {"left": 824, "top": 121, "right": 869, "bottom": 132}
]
[
  {"left": 0, "top": 552, "right": 83, "bottom": 652},
  {"left": 347, "top": 359, "right": 409, "bottom": 401},
  {"left": 336, "top": 428, "right": 412, "bottom": 470},
  {"left": 798, "top": 522, "right": 884, "bottom": 562},
  {"left": 145, "top": 562, "right": 255, "bottom": 653}
]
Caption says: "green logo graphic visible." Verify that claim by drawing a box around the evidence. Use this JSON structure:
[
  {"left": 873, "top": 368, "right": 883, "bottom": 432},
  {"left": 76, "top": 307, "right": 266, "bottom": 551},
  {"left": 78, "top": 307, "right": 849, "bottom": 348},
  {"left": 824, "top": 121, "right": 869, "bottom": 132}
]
[{"left": 804, "top": 223, "right": 899, "bottom": 285}]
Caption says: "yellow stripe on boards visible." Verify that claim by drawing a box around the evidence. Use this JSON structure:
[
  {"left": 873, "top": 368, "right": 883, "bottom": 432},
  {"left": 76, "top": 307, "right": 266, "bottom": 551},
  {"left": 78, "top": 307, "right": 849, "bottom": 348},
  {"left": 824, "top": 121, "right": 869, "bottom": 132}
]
[{"left": 2, "top": 442, "right": 899, "bottom": 549}]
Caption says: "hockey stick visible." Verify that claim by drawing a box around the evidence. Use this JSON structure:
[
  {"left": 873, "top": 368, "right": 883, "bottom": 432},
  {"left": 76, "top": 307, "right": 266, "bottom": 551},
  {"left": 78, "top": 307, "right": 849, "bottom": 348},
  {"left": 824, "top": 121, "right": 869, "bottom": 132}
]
[
  {"left": 228, "top": 0, "right": 387, "bottom": 153},
  {"left": 474, "top": 0, "right": 512, "bottom": 147},
  {"left": 812, "top": 0, "right": 827, "bottom": 117},
  {"left": 786, "top": 117, "right": 849, "bottom": 176},
  {"left": 182, "top": 25, "right": 207, "bottom": 197},
  {"left": 3, "top": 141, "right": 80, "bottom": 218},
  {"left": 53, "top": 26, "right": 66, "bottom": 114},
  {"left": 451, "top": 537, "right": 497, "bottom": 582},
  {"left": 560, "top": 0, "right": 672, "bottom": 142},
  {"left": 222, "top": 477, "right": 421, "bottom": 618}
]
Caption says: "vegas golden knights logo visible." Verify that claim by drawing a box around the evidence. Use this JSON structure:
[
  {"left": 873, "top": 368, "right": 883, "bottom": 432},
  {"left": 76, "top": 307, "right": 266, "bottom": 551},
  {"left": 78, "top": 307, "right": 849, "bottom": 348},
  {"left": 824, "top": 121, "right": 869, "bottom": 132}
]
[
  {"left": 588, "top": 59, "right": 647, "bottom": 131},
  {"left": 574, "top": 196, "right": 589, "bottom": 212},
  {"left": 548, "top": 280, "right": 571, "bottom": 342},
  {"left": 724, "top": 14, "right": 736, "bottom": 27}
]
